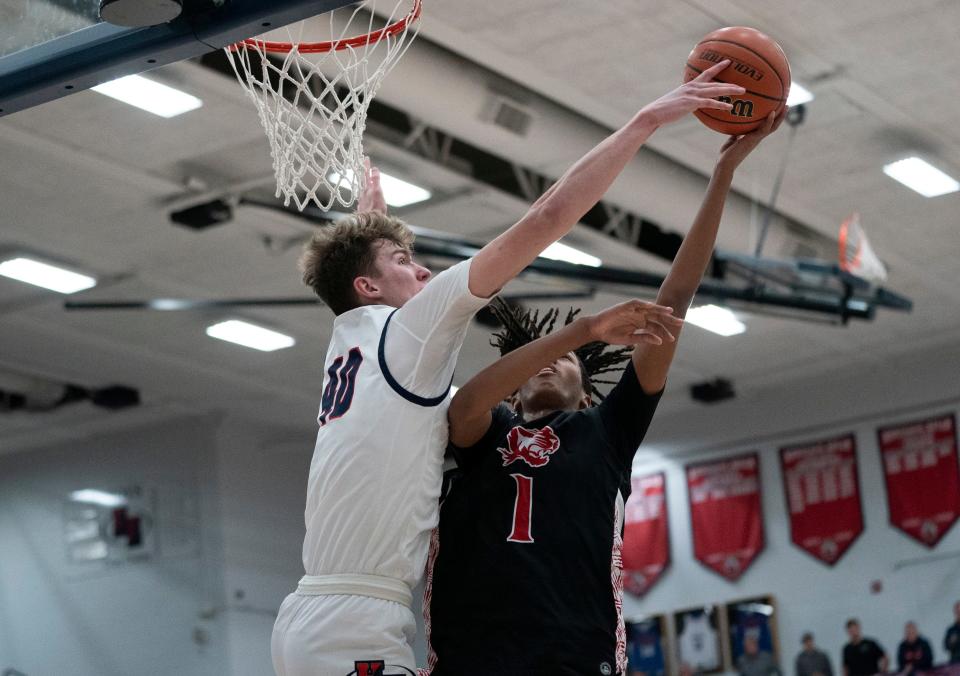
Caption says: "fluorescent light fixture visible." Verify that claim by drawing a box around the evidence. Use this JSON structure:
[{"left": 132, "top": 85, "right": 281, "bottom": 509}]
[
  {"left": 883, "top": 157, "right": 959, "bottom": 198},
  {"left": 206, "top": 320, "right": 295, "bottom": 352},
  {"left": 70, "top": 489, "right": 127, "bottom": 508},
  {"left": 92, "top": 74, "right": 202, "bottom": 118},
  {"left": 541, "top": 242, "right": 602, "bottom": 267},
  {"left": 786, "top": 81, "right": 814, "bottom": 107},
  {"left": 686, "top": 304, "right": 746, "bottom": 337},
  {"left": 152, "top": 299, "right": 191, "bottom": 311},
  {"left": 332, "top": 170, "right": 432, "bottom": 207},
  {"left": 0, "top": 256, "right": 97, "bottom": 294},
  {"left": 378, "top": 172, "right": 432, "bottom": 207}
]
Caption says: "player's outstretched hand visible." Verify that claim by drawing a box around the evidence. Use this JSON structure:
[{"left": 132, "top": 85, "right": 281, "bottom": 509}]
[
  {"left": 716, "top": 109, "right": 787, "bottom": 171},
  {"left": 640, "top": 60, "right": 746, "bottom": 128},
  {"left": 356, "top": 157, "right": 387, "bottom": 214},
  {"left": 585, "top": 299, "right": 683, "bottom": 347}
]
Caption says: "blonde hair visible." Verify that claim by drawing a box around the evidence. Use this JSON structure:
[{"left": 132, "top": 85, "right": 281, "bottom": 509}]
[{"left": 299, "top": 211, "right": 415, "bottom": 315}]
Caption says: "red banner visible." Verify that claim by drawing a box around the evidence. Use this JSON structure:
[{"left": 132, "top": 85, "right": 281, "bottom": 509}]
[
  {"left": 878, "top": 414, "right": 960, "bottom": 547},
  {"left": 686, "top": 453, "right": 763, "bottom": 581},
  {"left": 780, "top": 434, "right": 864, "bottom": 565},
  {"left": 622, "top": 472, "right": 670, "bottom": 596}
]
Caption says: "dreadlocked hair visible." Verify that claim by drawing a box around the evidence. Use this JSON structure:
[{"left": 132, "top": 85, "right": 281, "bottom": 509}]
[{"left": 488, "top": 297, "right": 632, "bottom": 402}]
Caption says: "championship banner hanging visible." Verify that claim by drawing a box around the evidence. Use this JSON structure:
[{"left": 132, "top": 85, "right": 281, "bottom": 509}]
[
  {"left": 622, "top": 472, "right": 670, "bottom": 596},
  {"left": 878, "top": 414, "right": 960, "bottom": 547},
  {"left": 686, "top": 453, "right": 763, "bottom": 581},
  {"left": 780, "top": 434, "right": 864, "bottom": 565}
]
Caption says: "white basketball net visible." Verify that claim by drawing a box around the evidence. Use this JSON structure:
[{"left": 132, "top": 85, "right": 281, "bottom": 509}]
[
  {"left": 839, "top": 212, "right": 888, "bottom": 284},
  {"left": 225, "top": 0, "right": 421, "bottom": 211}
]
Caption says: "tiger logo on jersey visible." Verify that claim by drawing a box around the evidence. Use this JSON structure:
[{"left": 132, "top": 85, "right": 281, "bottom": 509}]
[{"left": 498, "top": 425, "right": 560, "bottom": 468}]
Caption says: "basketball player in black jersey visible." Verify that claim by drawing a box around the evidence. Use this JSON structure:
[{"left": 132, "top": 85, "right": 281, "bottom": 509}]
[{"left": 424, "top": 111, "right": 785, "bottom": 676}]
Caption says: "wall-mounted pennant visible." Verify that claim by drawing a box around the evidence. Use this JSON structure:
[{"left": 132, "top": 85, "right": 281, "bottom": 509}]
[
  {"left": 622, "top": 472, "right": 670, "bottom": 596},
  {"left": 780, "top": 434, "right": 864, "bottom": 565},
  {"left": 878, "top": 414, "right": 960, "bottom": 547},
  {"left": 686, "top": 453, "right": 763, "bottom": 581}
]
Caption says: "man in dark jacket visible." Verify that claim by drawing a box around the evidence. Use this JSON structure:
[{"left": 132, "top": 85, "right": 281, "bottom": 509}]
[
  {"left": 842, "top": 619, "right": 887, "bottom": 676},
  {"left": 898, "top": 622, "right": 933, "bottom": 674}
]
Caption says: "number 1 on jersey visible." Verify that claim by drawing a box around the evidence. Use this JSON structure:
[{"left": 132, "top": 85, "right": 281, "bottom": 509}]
[{"left": 507, "top": 474, "right": 535, "bottom": 543}]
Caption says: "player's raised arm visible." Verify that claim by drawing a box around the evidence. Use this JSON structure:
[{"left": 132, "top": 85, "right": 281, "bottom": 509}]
[
  {"left": 373, "top": 65, "right": 742, "bottom": 402},
  {"left": 630, "top": 110, "right": 786, "bottom": 394},
  {"left": 467, "top": 60, "right": 745, "bottom": 299},
  {"left": 448, "top": 300, "right": 681, "bottom": 448}
]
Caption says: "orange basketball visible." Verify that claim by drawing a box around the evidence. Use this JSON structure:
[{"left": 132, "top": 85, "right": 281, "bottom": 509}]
[{"left": 683, "top": 27, "right": 791, "bottom": 135}]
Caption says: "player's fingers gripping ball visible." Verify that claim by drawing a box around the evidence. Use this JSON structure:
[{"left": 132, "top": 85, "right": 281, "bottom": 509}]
[{"left": 683, "top": 26, "right": 791, "bottom": 135}]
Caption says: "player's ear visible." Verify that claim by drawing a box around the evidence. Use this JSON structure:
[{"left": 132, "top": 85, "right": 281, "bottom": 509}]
[
  {"left": 577, "top": 392, "right": 592, "bottom": 410},
  {"left": 353, "top": 275, "right": 381, "bottom": 302},
  {"left": 507, "top": 392, "right": 522, "bottom": 414}
]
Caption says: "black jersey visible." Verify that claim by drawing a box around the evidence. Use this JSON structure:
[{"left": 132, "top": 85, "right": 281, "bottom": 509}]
[{"left": 425, "top": 362, "right": 662, "bottom": 676}]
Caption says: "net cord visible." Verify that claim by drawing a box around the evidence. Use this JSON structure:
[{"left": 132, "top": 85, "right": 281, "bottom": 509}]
[{"left": 224, "top": 0, "right": 421, "bottom": 211}]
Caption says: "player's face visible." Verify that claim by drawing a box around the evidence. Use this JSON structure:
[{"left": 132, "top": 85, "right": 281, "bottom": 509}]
[
  {"left": 365, "top": 240, "right": 431, "bottom": 307},
  {"left": 905, "top": 623, "right": 918, "bottom": 641},
  {"left": 847, "top": 623, "right": 861, "bottom": 641},
  {"left": 515, "top": 351, "right": 589, "bottom": 415}
]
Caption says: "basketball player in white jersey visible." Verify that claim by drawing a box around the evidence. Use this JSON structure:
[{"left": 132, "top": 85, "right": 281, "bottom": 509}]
[{"left": 270, "top": 60, "right": 745, "bottom": 676}]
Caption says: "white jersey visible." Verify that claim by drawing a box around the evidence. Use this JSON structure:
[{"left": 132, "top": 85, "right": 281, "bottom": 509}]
[
  {"left": 302, "top": 259, "right": 489, "bottom": 588},
  {"left": 678, "top": 613, "right": 719, "bottom": 670}
]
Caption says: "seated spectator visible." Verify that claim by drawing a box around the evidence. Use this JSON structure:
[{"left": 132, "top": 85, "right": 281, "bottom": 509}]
[
  {"left": 898, "top": 622, "right": 933, "bottom": 674},
  {"left": 843, "top": 619, "right": 888, "bottom": 676},
  {"left": 945, "top": 601, "right": 960, "bottom": 665},
  {"left": 796, "top": 632, "right": 834, "bottom": 676},
  {"left": 737, "top": 635, "right": 781, "bottom": 676}
]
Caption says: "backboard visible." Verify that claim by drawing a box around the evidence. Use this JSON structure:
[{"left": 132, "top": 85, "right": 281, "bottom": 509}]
[{"left": 0, "top": 0, "right": 356, "bottom": 117}]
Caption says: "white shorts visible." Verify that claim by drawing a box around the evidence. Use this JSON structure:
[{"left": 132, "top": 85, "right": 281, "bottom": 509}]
[{"left": 271, "top": 583, "right": 418, "bottom": 676}]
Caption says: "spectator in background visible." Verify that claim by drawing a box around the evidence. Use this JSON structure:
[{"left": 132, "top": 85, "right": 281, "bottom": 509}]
[
  {"left": 796, "top": 632, "right": 834, "bottom": 676},
  {"left": 842, "top": 619, "right": 888, "bottom": 676},
  {"left": 944, "top": 601, "right": 960, "bottom": 664},
  {"left": 737, "top": 635, "right": 781, "bottom": 676},
  {"left": 898, "top": 622, "right": 933, "bottom": 674}
]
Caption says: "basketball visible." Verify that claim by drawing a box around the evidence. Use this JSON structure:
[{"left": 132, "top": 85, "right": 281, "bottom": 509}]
[{"left": 683, "top": 26, "right": 791, "bottom": 135}]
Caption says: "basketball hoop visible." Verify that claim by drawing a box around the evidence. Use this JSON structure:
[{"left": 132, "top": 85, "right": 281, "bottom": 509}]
[
  {"left": 225, "top": 0, "right": 422, "bottom": 211},
  {"left": 839, "top": 212, "right": 888, "bottom": 284}
]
